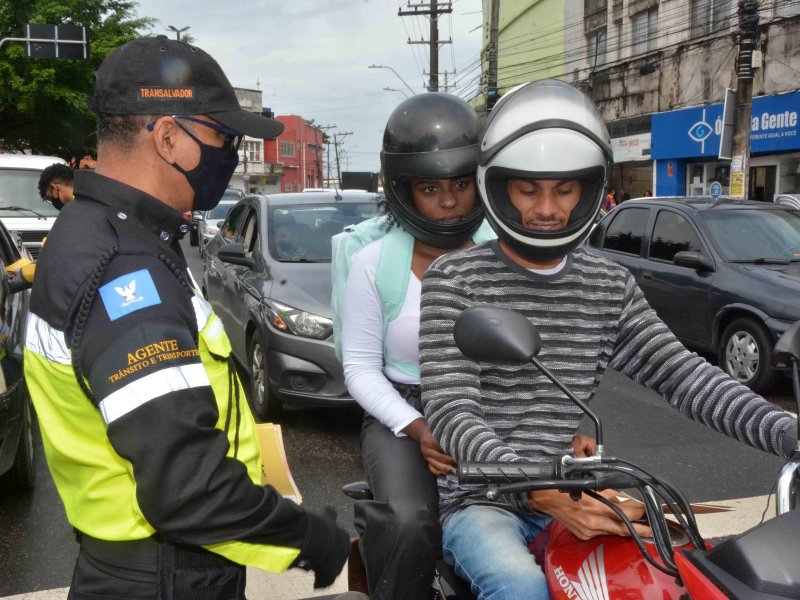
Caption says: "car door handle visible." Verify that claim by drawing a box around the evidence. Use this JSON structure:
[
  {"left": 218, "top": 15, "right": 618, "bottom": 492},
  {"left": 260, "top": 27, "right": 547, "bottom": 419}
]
[{"left": 642, "top": 271, "right": 653, "bottom": 280}]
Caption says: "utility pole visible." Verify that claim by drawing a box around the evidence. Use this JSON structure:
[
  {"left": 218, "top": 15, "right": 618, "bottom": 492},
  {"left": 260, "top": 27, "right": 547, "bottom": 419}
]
[
  {"left": 399, "top": 1, "right": 453, "bottom": 92},
  {"left": 332, "top": 132, "right": 352, "bottom": 187},
  {"left": 486, "top": 0, "right": 501, "bottom": 111},
  {"left": 319, "top": 125, "right": 337, "bottom": 187},
  {"left": 729, "top": 0, "right": 760, "bottom": 199}
]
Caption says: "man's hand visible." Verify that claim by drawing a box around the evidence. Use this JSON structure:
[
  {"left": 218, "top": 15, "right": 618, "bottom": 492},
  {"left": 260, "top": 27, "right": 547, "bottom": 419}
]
[
  {"left": 403, "top": 418, "right": 456, "bottom": 476},
  {"left": 528, "top": 489, "right": 651, "bottom": 541},
  {"left": 571, "top": 433, "right": 596, "bottom": 457}
]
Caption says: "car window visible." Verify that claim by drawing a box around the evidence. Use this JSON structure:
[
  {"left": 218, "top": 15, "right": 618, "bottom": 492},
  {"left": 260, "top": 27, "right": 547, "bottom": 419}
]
[
  {"left": 600, "top": 207, "right": 649, "bottom": 256},
  {"left": 222, "top": 204, "right": 247, "bottom": 241},
  {"left": 205, "top": 202, "right": 237, "bottom": 222},
  {"left": 701, "top": 208, "right": 800, "bottom": 262},
  {"left": 649, "top": 211, "right": 703, "bottom": 262},
  {"left": 0, "top": 168, "right": 60, "bottom": 217},
  {"left": 269, "top": 203, "right": 379, "bottom": 262}
]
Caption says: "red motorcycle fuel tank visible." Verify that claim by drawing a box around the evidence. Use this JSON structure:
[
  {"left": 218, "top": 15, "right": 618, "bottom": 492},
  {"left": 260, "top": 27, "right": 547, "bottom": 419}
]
[{"left": 542, "top": 521, "right": 694, "bottom": 600}]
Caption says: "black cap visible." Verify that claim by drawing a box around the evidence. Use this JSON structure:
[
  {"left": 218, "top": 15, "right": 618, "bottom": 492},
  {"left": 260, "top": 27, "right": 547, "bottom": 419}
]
[{"left": 86, "top": 36, "right": 284, "bottom": 139}]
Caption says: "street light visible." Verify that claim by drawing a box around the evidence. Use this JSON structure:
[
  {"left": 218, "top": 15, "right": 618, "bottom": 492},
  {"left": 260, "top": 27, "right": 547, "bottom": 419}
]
[
  {"left": 383, "top": 86, "right": 409, "bottom": 98},
  {"left": 167, "top": 25, "right": 190, "bottom": 41},
  {"left": 368, "top": 64, "right": 415, "bottom": 96}
]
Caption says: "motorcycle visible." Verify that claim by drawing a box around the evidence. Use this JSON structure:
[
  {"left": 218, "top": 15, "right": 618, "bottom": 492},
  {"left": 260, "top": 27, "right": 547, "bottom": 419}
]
[{"left": 344, "top": 306, "right": 800, "bottom": 599}]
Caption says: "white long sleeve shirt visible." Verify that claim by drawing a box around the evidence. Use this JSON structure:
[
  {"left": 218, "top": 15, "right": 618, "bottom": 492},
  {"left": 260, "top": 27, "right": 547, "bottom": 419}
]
[{"left": 341, "top": 238, "right": 422, "bottom": 435}]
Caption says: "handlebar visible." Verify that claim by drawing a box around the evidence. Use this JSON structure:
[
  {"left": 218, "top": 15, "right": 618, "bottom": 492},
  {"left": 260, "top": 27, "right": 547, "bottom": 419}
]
[{"left": 457, "top": 460, "right": 560, "bottom": 484}]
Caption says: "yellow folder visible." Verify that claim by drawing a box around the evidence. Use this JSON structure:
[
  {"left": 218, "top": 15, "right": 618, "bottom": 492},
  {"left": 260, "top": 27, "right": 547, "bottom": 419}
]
[{"left": 256, "top": 423, "right": 302, "bottom": 504}]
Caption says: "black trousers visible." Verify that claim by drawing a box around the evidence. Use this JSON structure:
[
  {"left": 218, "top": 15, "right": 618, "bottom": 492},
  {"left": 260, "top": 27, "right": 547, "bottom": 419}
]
[
  {"left": 355, "top": 414, "right": 441, "bottom": 600},
  {"left": 68, "top": 533, "right": 246, "bottom": 600}
]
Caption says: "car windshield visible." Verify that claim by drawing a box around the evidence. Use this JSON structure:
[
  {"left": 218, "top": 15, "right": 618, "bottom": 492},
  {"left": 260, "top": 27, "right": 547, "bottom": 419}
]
[
  {"left": 205, "top": 202, "right": 237, "bottom": 221},
  {"left": 269, "top": 203, "right": 379, "bottom": 262},
  {"left": 0, "top": 168, "right": 60, "bottom": 217},
  {"left": 701, "top": 208, "right": 800, "bottom": 262}
]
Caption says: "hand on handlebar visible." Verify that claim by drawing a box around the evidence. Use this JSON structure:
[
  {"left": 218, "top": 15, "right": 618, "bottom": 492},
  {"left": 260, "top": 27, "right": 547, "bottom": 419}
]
[
  {"left": 571, "top": 433, "right": 596, "bottom": 457},
  {"left": 403, "top": 418, "right": 456, "bottom": 476},
  {"left": 528, "top": 489, "right": 652, "bottom": 541}
]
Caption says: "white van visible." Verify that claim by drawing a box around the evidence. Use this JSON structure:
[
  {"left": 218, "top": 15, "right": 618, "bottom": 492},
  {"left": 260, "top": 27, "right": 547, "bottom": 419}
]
[{"left": 0, "top": 154, "right": 66, "bottom": 258}]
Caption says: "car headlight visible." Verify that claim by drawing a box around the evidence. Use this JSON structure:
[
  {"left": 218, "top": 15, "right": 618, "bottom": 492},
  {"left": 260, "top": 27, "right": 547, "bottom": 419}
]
[{"left": 266, "top": 300, "right": 332, "bottom": 340}]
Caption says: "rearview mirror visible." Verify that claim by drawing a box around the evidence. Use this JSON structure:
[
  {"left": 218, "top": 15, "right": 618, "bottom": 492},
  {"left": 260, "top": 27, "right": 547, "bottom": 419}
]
[
  {"left": 673, "top": 251, "right": 715, "bottom": 272},
  {"left": 454, "top": 307, "right": 540, "bottom": 363},
  {"left": 217, "top": 243, "right": 256, "bottom": 270}
]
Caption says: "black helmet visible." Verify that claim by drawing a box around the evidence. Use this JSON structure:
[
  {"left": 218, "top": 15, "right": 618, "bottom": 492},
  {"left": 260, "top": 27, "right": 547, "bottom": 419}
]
[
  {"left": 478, "top": 79, "right": 613, "bottom": 262},
  {"left": 381, "top": 92, "right": 484, "bottom": 248}
]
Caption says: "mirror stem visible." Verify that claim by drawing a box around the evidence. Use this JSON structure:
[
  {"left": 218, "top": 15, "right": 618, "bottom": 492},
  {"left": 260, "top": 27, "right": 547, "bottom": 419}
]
[
  {"left": 530, "top": 356, "right": 604, "bottom": 454},
  {"left": 792, "top": 358, "right": 800, "bottom": 453}
]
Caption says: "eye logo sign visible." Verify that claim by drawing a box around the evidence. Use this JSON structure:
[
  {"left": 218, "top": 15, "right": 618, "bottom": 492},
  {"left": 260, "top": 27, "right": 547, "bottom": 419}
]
[
  {"left": 99, "top": 269, "right": 162, "bottom": 321},
  {"left": 687, "top": 108, "right": 714, "bottom": 153}
]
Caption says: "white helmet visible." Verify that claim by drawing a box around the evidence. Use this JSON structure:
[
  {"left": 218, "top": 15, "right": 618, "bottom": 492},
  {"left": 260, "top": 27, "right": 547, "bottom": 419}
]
[{"left": 478, "top": 79, "right": 613, "bottom": 261}]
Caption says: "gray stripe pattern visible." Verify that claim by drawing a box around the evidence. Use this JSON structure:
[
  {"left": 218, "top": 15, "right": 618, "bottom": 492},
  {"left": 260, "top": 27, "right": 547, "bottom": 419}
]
[{"left": 420, "top": 242, "right": 795, "bottom": 522}]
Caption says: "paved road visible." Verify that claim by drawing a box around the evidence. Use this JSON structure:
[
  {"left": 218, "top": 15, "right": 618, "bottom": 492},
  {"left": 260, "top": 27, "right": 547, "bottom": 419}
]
[{"left": 0, "top": 236, "right": 794, "bottom": 598}]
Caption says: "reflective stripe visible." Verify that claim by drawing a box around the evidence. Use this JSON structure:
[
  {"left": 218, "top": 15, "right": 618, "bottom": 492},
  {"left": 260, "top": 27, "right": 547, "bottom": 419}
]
[
  {"left": 99, "top": 363, "right": 210, "bottom": 424},
  {"left": 191, "top": 293, "right": 213, "bottom": 332},
  {"left": 25, "top": 312, "right": 71, "bottom": 365},
  {"left": 204, "top": 314, "right": 225, "bottom": 342}
]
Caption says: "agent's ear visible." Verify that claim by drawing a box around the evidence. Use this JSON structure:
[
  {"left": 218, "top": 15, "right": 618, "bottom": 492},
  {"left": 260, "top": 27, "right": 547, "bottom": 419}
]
[{"left": 150, "top": 116, "right": 181, "bottom": 164}]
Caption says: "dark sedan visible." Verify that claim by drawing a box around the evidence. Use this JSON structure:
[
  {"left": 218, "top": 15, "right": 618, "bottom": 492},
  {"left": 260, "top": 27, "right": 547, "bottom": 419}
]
[
  {"left": 202, "top": 191, "right": 380, "bottom": 420},
  {"left": 587, "top": 197, "right": 800, "bottom": 393},
  {"left": 0, "top": 222, "right": 35, "bottom": 494}
]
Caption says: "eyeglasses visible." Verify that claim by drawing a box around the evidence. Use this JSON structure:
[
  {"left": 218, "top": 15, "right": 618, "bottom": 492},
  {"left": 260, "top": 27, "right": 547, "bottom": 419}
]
[{"left": 147, "top": 115, "right": 243, "bottom": 153}]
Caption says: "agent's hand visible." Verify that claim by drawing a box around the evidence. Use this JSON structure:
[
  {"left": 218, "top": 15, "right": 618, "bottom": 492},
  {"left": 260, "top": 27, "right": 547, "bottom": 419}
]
[
  {"left": 528, "top": 489, "right": 651, "bottom": 541},
  {"left": 403, "top": 418, "right": 456, "bottom": 476},
  {"left": 294, "top": 506, "right": 350, "bottom": 588},
  {"left": 571, "top": 433, "right": 596, "bottom": 457}
]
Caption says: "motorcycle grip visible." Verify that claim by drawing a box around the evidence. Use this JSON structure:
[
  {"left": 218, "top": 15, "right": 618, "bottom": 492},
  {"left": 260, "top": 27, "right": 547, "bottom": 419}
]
[{"left": 458, "top": 461, "right": 559, "bottom": 484}]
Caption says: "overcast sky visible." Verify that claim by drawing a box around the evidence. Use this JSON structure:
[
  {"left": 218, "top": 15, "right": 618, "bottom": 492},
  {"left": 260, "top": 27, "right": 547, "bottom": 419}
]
[{"left": 132, "top": 0, "right": 484, "bottom": 173}]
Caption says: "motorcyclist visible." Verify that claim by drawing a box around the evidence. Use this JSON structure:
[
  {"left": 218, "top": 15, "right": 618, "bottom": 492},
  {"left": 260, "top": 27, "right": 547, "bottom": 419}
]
[{"left": 418, "top": 79, "right": 799, "bottom": 600}]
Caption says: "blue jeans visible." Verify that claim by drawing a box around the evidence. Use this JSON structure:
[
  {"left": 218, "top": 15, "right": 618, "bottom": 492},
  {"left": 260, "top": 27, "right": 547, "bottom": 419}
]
[{"left": 442, "top": 505, "right": 552, "bottom": 600}]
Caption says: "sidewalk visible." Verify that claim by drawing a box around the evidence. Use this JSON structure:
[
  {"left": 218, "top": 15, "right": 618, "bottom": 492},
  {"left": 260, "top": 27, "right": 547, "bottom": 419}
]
[{"left": 1, "top": 565, "right": 349, "bottom": 600}]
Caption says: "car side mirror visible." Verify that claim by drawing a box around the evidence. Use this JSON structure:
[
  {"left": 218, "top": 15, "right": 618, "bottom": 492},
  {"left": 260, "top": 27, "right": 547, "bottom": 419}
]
[
  {"left": 774, "top": 322, "right": 800, "bottom": 369},
  {"left": 217, "top": 242, "right": 256, "bottom": 270},
  {"left": 673, "top": 251, "right": 715, "bottom": 272}
]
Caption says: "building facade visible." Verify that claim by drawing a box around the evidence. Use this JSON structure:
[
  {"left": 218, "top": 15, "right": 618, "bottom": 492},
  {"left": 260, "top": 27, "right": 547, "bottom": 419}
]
[
  {"left": 479, "top": 0, "right": 800, "bottom": 199},
  {"left": 263, "top": 116, "right": 324, "bottom": 193},
  {"left": 229, "top": 88, "right": 282, "bottom": 195}
]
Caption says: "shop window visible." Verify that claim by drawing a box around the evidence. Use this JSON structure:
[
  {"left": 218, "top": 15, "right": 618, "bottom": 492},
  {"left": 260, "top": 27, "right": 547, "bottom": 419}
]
[
  {"left": 602, "top": 207, "right": 650, "bottom": 256},
  {"left": 749, "top": 166, "right": 776, "bottom": 201},
  {"left": 691, "top": 0, "right": 732, "bottom": 37},
  {"left": 632, "top": 8, "right": 658, "bottom": 54},
  {"left": 649, "top": 211, "right": 703, "bottom": 262}
]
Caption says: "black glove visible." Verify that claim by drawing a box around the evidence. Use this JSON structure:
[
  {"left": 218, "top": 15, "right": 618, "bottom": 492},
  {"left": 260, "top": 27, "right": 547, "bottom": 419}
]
[
  {"left": 293, "top": 505, "right": 350, "bottom": 589},
  {"left": 782, "top": 425, "right": 799, "bottom": 459}
]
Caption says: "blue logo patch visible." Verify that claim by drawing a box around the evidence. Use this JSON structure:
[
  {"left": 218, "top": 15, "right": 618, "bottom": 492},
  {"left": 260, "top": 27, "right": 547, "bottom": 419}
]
[{"left": 99, "top": 269, "right": 162, "bottom": 321}]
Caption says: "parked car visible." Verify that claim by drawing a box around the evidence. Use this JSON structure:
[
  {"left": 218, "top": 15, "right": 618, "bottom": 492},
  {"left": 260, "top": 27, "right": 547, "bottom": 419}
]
[
  {"left": 202, "top": 191, "right": 380, "bottom": 419},
  {"left": 0, "top": 221, "right": 36, "bottom": 493},
  {"left": 191, "top": 188, "right": 243, "bottom": 247},
  {"left": 586, "top": 197, "right": 800, "bottom": 393},
  {"left": 0, "top": 154, "right": 66, "bottom": 258}
]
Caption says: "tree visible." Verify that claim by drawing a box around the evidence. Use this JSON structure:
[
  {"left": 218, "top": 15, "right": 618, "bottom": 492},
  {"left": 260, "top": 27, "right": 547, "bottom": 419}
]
[{"left": 0, "top": 0, "right": 154, "bottom": 158}]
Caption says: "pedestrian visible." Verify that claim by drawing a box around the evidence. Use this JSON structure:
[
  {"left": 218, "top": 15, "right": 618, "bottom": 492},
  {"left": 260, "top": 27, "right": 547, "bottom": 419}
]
[
  {"left": 24, "top": 36, "right": 352, "bottom": 599},
  {"left": 603, "top": 186, "right": 616, "bottom": 211},
  {"left": 418, "top": 79, "right": 798, "bottom": 600},
  {"left": 37, "top": 163, "right": 75, "bottom": 210},
  {"left": 644, "top": 189, "right": 653, "bottom": 197}
]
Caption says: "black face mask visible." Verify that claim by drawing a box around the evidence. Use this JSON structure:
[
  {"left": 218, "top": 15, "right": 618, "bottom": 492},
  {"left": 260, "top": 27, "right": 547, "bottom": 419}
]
[
  {"left": 46, "top": 195, "right": 64, "bottom": 211},
  {"left": 171, "top": 123, "right": 240, "bottom": 211}
]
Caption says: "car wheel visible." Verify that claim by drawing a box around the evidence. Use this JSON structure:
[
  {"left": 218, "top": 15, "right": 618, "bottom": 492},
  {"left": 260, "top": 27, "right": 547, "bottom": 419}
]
[
  {"left": 249, "top": 336, "right": 282, "bottom": 421},
  {"left": 719, "top": 318, "right": 776, "bottom": 394},
  {"left": 0, "top": 391, "right": 35, "bottom": 493},
  {"left": 190, "top": 228, "right": 199, "bottom": 246}
]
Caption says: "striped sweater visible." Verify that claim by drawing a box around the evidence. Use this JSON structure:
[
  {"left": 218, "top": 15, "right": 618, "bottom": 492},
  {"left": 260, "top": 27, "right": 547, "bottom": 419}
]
[{"left": 419, "top": 241, "right": 797, "bottom": 522}]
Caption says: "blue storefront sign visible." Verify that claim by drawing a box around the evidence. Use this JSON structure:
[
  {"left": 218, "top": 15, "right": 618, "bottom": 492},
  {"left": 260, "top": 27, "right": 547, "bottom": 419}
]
[{"left": 652, "top": 91, "right": 800, "bottom": 159}]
